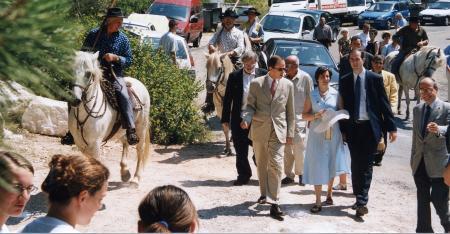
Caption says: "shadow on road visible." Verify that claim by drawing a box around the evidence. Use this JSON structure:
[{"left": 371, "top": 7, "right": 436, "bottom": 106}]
[
  {"left": 156, "top": 141, "right": 230, "bottom": 164},
  {"left": 290, "top": 190, "right": 355, "bottom": 198},
  {"left": 180, "top": 179, "right": 259, "bottom": 188}
]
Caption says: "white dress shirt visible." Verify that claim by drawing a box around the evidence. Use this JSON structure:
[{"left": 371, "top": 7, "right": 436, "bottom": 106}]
[
  {"left": 353, "top": 68, "right": 369, "bottom": 120},
  {"left": 358, "top": 32, "right": 370, "bottom": 49},
  {"left": 241, "top": 69, "right": 256, "bottom": 111}
]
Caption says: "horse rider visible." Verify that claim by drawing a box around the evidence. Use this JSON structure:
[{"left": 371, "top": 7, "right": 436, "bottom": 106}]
[
  {"left": 203, "top": 8, "right": 245, "bottom": 113},
  {"left": 208, "top": 8, "right": 245, "bottom": 65},
  {"left": 391, "top": 16, "right": 429, "bottom": 79},
  {"left": 240, "top": 7, "right": 264, "bottom": 52},
  {"left": 61, "top": 7, "right": 139, "bottom": 146}
]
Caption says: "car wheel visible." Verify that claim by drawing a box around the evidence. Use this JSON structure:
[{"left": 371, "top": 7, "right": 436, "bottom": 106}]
[
  {"left": 385, "top": 20, "right": 392, "bottom": 30},
  {"left": 442, "top": 17, "right": 449, "bottom": 26},
  {"left": 193, "top": 32, "right": 202, "bottom": 48}
]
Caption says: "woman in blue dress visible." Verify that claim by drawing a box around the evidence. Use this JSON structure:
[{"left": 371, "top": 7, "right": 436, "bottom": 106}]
[{"left": 302, "top": 66, "right": 350, "bottom": 213}]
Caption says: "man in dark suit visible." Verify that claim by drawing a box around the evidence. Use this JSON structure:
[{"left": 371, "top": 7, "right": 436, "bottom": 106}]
[
  {"left": 411, "top": 77, "right": 450, "bottom": 233},
  {"left": 339, "top": 49, "right": 397, "bottom": 217},
  {"left": 339, "top": 36, "right": 373, "bottom": 77},
  {"left": 222, "top": 51, "right": 267, "bottom": 186}
]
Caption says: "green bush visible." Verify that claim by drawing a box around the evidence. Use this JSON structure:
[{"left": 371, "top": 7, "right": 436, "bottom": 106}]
[{"left": 126, "top": 36, "right": 209, "bottom": 145}]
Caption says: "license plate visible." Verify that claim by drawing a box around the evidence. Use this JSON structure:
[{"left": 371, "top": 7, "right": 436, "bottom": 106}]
[
  {"left": 423, "top": 17, "right": 431, "bottom": 20},
  {"left": 365, "top": 20, "right": 374, "bottom": 23}
]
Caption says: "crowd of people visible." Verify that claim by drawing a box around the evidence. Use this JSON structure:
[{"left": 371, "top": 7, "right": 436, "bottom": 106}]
[{"left": 2, "top": 5, "right": 450, "bottom": 233}]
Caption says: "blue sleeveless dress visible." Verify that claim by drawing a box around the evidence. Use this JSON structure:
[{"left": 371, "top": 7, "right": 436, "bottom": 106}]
[{"left": 303, "top": 87, "right": 351, "bottom": 185}]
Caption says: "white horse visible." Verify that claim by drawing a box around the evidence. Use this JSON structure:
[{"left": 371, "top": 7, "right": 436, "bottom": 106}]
[
  {"left": 69, "top": 51, "right": 151, "bottom": 185},
  {"left": 384, "top": 46, "right": 446, "bottom": 120},
  {"left": 205, "top": 51, "right": 235, "bottom": 155}
]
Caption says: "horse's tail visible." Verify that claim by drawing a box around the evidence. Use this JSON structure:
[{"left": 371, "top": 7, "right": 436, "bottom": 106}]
[{"left": 142, "top": 124, "right": 151, "bottom": 167}]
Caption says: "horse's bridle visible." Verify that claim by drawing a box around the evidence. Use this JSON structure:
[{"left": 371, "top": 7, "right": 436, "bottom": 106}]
[
  {"left": 412, "top": 47, "right": 441, "bottom": 89},
  {"left": 73, "top": 69, "right": 108, "bottom": 145},
  {"left": 206, "top": 60, "right": 225, "bottom": 94}
]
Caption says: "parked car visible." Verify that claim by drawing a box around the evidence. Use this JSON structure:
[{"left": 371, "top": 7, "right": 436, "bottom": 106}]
[
  {"left": 261, "top": 38, "right": 339, "bottom": 89},
  {"left": 147, "top": 0, "right": 203, "bottom": 47},
  {"left": 358, "top": 1, "right": 410, "bottom": 29},
  {"left": 260, "top": 12, "right": 316, "bottom": 43},
  {"left": 419, "top": 0, "right": 450, "bottom": 26},
  {"left": 293, "top": 9, "right": 341, "bottom": 41}
]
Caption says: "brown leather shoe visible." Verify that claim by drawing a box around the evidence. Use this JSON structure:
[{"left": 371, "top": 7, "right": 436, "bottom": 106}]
[
  {"left": 356, "top": 205, "right": 368, "bottom": 217},
  {"left": 257, "top": 196, "right": 266, "bottom": 204},
  {"left": 281, "top": 177, "right": 295, "bottom": 185}
]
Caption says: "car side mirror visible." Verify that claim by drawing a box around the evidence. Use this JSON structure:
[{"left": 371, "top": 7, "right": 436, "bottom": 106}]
[
  {"left": 190, "top": 15, "right": 199, "bottom": 23},
  {"left": 302, "top": 30, "right": 311, "bottom": 35}
]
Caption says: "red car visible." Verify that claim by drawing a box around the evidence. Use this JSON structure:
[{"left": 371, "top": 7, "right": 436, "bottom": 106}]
[{"left": 148, "top": 0, "right": 204, "bottom": 47}]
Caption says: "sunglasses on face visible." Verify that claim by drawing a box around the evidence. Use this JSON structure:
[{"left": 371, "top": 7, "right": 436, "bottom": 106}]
[{"left": 12, "top": 183, "right": 38, "bottom": 195}]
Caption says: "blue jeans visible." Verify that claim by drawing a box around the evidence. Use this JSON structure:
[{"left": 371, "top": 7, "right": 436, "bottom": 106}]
[{"left": 111, "top": 77, "right": 135, "bottom": 130}]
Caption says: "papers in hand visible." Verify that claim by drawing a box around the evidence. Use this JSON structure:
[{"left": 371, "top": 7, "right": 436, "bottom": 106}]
[{"left": 313, "top": 109, "right": 350, "bottom": 133}]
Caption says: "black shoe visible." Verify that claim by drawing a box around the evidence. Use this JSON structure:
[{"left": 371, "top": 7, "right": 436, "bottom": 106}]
[
  {"left": 281, "top": 177, "right": 295, "bottom": 185},
  {"left": 233, "top": 179, "right": 249, "bottom": 186},
  {"left": 126, "top": 129, "right": 139, "bottom": 145},
  {"left": 373, "top": 162, "right": 382, "bottom": 166},
  {"left": 270, "top": 204, "right": 285, "bottom": 221},
  {"left": 61, "top": 132, "right": 75, "bottom": 145},
  {"left": 351, "top": 202, "right": 358, "bottom": 210},
  {"left": 356, "top": 205, "right": 368, "bottom": 217},
  {"left": 257, "top": 196, "right": 266, "bottom": 204},
  {"left": 298, "top": 175, "right": 305, "bottom": 186}
]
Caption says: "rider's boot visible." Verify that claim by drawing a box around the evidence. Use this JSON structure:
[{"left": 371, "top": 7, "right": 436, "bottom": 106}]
[
  {"left": 61, "top": 131, "right": 75, "bottom": 145},
  {"left": 126, "top": 128, "right": 139, "bottom": 145}
]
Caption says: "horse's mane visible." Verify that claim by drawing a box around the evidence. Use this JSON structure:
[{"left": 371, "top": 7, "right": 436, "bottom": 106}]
[
  {"left": 418, "top": 46, "right": 446, "bottom": 67},
  {"left": 74, "top": 51, "right": 103, "bottom": 83}
]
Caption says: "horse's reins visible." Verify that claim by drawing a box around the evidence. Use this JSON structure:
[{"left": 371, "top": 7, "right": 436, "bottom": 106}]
[
  {"left": 412, "top": 47, "right": 439, "bottom": 90},
  {"left": 73, "top": 70, "right": 108, "bottom": 145}
]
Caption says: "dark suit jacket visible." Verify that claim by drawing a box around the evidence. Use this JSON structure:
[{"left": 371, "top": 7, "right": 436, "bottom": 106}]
[
  {"left": 339, "top": 51, "right": 373, "bottom": 77},
  {"left": 339, "top": 70, "right": 397, "bottom": 143},
  {"left": 221, "top": 68, "right": 267, "bottom": 130}
]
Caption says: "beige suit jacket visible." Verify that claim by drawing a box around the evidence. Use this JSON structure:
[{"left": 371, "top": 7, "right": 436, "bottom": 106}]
[
  {"left": 411, "top": 99, "right": 450, "bottom": 178},
  {"left": 381, "top": 70, "right": 398, "bottom": 111},
  {"left": 242, "top": 75, "right": 295, "bottom": 143}
]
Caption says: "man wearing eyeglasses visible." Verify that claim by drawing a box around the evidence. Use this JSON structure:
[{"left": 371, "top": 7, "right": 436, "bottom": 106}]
[
  {"left": 411, "top": 77, "right": 450, "bottom": 233},
  {"left": 370, "top": 55, "right": 398, "bottom": 167},
  {"left": 241, "top": 55, "right": 295, "bottom": 221},
  {"left": 221, "top": 51, "right": 267, "bottom": 186}
]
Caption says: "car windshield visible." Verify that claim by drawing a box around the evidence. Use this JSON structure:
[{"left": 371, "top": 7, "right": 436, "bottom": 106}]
[
  {"left": 235, "top": 7, "right": 249, "bottom": 15},
  {"left": 262, "top": 15, "right": 301, "bottom": 33},
  {"left": 273, "top": 0, "right": 305, "bottom": 3},
  {"left": 176, "top": 40, "right": 188, "bottom": 59},
  {"left": 348, "top": 0, "right": 366, "bottom": 7},
  {"left": 148, "top": 3, "right": 189, "bottom": 21},
  {"left": 367, "top": 3, "right": 393, "bottom": 12},
  {"left": 296, "top": 11, "right": 321, "bottom": 23},
  {"left": 429, "top": 1, "right": 450, "bottom": 9},
  {"left": 272, "top": 42, "right": 335, "bottom": 67},
  {"left": 142, "top": 36, "right": 161, "bottom": 49}
]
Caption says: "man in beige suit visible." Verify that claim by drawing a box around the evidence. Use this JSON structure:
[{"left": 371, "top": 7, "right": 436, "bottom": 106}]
[{"left": 241, "top": 55, "right": 295, "bottom": 221}]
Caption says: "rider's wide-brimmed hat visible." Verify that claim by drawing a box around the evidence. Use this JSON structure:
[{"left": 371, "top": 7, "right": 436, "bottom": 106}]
[
  {"left": 105, "top": 7, "right": 125, "bottom": 18},
  {"left": 243, "top": 7, "right": 261, "bottom": 16},
  {"left": 220, "top": 9, "right": 239, "bottom": 19}
]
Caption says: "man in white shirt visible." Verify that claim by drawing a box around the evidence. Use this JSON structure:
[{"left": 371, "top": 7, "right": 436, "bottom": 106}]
[
  {"left": 281, "top": 55, "right": 313, "bottom": 186},
  {"left": 159, "top": 19, "right": 178, "bottom": 64},
  {"left": 358, "top": 23, "right": 370, "bottom": 50}
]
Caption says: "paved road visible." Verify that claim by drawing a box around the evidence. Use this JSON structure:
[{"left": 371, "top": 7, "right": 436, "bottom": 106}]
[{"left": 188, "top": 24, "right": 450, "bottom": 230}]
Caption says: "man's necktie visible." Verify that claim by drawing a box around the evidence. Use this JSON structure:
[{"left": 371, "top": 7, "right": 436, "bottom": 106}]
[
  {"left": 421, "top": 105, "right": 431, "bottom": 137},
  {"left": 354, "top": 75, "right": 361, "bottom": 120},
  {"left": 271, "top": 79, "right": 276, "bottom": 97}
]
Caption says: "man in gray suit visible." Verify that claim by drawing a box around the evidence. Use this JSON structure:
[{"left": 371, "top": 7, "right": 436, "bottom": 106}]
[
  {"left": 411, "top": 77, "right": 450, "bottom": 233},
  {"left": 241, "top": 55, "right": 295, "bottom": 221}
]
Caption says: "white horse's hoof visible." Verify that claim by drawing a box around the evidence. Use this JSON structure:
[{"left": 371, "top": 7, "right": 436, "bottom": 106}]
[
  {"left": 130, "top": 177, "right": 140, "bottom": 188},
  {"left": 121, "top": 169, "right": 131, "bottom": 182}
]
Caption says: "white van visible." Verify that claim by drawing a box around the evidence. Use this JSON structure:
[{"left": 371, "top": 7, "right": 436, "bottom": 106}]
[
  {"left": 269, "top": 0, "right": 348, "bottom": 20},
  {"left": 343, "top": 0, "right": 374, "bottom": 24}
]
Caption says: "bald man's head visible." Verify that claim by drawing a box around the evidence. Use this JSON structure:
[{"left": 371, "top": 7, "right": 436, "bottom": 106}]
[
  {"left": 419, "top": 77, "right": 438, "bottom": 104},
  {"left": 285, "top": 55, "right": 299, "bottom": 65},
  {"left": 420, "top": 77, "right": 438, "bottom": 90},
  {"left": 285, "top": 55, "right": 299, "bottom": 79}
]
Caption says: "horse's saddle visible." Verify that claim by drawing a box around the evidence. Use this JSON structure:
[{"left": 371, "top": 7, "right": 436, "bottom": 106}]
[
  {"left": 100, "top": 79, "right": 144, "bottom": 112},
  {"left": 100, "top": 79, "right": 144, "bottom": 143}
]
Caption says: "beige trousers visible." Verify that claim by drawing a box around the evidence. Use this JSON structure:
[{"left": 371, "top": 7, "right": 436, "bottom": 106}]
[
  {"left": 284, "top": 130, "right": 305, "bottom": 179},
  {"left": 253, "top": 125, "right": 284, "bottom": 204}
]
